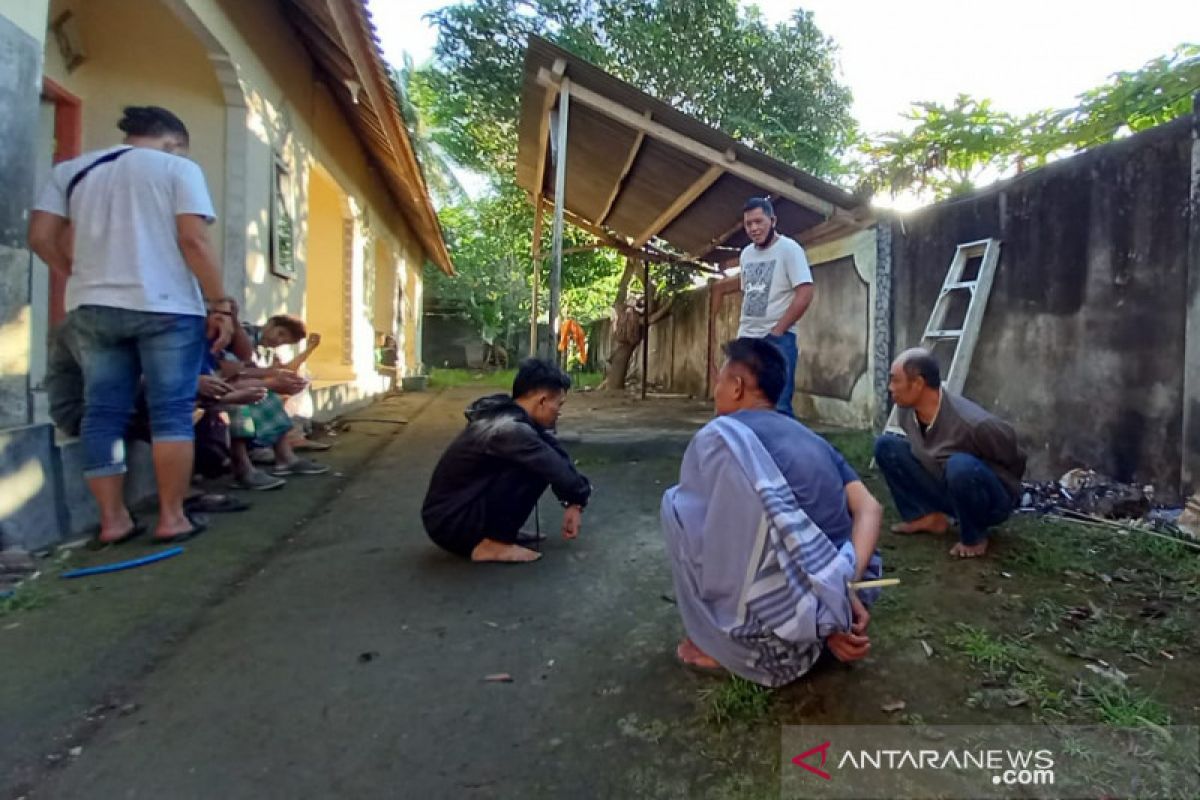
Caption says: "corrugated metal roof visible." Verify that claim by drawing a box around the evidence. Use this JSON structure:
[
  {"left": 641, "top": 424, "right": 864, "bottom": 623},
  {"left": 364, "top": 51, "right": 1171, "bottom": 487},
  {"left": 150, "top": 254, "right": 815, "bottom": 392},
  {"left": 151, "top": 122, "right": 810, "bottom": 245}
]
[{"left": 516, "top": 35, "right": 869, "bottom": 263}]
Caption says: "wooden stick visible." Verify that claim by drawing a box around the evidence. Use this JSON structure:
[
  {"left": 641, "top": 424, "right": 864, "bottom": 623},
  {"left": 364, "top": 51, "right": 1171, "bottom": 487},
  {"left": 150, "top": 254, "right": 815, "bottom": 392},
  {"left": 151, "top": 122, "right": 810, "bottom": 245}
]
[
  {"left": 1054, "top": 510, "right": 1200, "bottom": 552},
  {"left": 848, "top": 578, "right": 900, "bottom": 590}
]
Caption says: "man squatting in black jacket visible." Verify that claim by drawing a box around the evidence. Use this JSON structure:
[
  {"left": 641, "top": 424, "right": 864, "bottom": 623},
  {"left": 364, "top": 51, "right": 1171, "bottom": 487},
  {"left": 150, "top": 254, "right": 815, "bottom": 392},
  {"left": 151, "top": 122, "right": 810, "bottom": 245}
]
[{"left": 421, "top": 359, "right": 592, "bottom": 563}]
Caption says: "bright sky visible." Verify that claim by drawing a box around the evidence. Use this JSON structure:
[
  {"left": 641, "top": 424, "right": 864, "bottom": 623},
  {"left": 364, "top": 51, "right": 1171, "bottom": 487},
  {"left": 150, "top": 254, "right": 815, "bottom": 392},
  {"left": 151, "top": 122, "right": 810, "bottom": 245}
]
[{"left": 369, "top": 0, "right": 1198, "bottom": 192}]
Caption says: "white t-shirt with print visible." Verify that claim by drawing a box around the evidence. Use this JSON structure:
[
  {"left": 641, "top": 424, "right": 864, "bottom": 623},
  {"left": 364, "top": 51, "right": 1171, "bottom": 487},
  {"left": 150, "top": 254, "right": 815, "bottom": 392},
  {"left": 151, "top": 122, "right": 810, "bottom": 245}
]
[
  {"left": 736, "top": 234, "right": 813, "bottom": 338},
  {"left": 35, "top": 145, "right": 216, "bottom": 317}
]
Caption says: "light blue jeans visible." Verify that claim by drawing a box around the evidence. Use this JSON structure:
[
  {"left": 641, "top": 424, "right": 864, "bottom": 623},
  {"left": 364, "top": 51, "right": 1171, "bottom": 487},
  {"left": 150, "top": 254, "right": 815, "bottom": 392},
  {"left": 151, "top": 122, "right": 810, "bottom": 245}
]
[{"left": 70, "top": 305, "right": 206, "bottom": 478}]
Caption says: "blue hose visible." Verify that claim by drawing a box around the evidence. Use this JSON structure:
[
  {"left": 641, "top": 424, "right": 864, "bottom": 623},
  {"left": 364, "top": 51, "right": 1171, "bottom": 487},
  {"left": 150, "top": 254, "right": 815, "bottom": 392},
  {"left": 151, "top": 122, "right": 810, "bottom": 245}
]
[{"left": 60, "top": 547, "right": 184, "bottom": 579}]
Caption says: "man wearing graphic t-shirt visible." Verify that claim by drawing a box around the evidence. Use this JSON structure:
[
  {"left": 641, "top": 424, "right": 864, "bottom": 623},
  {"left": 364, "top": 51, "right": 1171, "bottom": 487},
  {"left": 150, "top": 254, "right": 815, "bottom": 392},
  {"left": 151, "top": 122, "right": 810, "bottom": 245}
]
[{"left": 736, "top": 197, "right": 814, "bottom": 417}]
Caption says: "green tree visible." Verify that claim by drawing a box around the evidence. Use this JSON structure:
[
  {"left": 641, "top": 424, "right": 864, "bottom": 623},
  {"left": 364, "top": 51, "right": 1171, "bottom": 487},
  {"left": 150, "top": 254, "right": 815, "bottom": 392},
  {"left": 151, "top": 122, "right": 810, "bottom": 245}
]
[
  {"left": 419, "top": 0, "right": 856, "bottom": 388},
  {"left": 424, "top": 182, "right": 626, "bottom": 351},
  {"left": 389, "top": 53, "right": 466, "bottom": 207},
  {"left": 422, "top": 0, "right": 857, "bottom": 177},
  {"left": 860, "top": 95, "right": 1024, "bottom": 200},
  {"left": 862, "top": 44, "right": 1200, "bottom": 201},
  {"left": 1036, "top": 43, "right": 1199, "bottom": 153}
]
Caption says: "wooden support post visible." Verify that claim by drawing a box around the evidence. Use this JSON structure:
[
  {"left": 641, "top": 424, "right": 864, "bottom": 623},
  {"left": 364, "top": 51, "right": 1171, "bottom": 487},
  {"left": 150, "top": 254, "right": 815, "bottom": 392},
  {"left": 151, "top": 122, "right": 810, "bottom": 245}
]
[
  {"left": 548, "top": 80, "right": 570, "bottom": 362},
  {"left": 642, "top": 258, "right": 650, "bottom": 400},
  {"left": 530, "top": 197, "right": 544, "bottom": 357}
]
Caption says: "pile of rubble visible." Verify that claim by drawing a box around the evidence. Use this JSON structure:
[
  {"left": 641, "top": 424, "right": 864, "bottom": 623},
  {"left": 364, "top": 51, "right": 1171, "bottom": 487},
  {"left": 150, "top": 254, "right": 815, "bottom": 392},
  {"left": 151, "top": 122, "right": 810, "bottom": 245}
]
[{"left": 1020, "top": 468, "right": 1198, "bottom": 543}]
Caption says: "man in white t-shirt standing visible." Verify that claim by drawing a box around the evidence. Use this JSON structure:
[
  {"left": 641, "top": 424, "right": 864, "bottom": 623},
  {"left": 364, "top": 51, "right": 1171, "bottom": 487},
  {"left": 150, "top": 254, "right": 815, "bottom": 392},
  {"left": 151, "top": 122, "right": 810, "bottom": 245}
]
[
  {"left": 28, "top": 106, "right": 234, "bottom": 545},
  {"left": 736, "top": 197, "right": 814, "bottom": 416}
]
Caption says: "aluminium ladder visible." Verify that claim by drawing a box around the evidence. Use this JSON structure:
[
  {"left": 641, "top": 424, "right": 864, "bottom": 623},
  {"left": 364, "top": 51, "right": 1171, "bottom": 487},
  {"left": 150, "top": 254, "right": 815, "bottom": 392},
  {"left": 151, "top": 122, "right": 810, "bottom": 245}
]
[{"left": 882, "top": 238, "right": 1002, "bottom": 433}]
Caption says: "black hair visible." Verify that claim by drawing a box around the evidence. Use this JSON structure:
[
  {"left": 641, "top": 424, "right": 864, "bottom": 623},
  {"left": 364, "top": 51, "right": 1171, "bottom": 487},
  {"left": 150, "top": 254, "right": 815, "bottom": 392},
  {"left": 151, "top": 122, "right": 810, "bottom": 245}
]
[
  {"left": 742, "top": 196, "right": 775, "bottom": 218},
  {"left": 512, "top": 358, "right": 572, "bottom": 399},
  {"left": 266, "top": 314, "right": 307, "bottom": 342},
  {"left": 117, "top": 106, "right": 190, "bottom": 143},
  {"left": 722, "top": 337, "right": 786, "bottom": 405},
  {"left": 901, "top": 351, "right": 942, "bottom": 390}
]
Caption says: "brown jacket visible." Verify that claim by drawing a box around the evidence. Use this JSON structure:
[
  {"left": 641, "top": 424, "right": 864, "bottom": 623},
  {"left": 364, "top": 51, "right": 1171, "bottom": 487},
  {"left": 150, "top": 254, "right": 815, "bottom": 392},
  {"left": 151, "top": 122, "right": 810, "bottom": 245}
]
[{"left": 898, "top": 391, "right": 1026, "bottom": 499}]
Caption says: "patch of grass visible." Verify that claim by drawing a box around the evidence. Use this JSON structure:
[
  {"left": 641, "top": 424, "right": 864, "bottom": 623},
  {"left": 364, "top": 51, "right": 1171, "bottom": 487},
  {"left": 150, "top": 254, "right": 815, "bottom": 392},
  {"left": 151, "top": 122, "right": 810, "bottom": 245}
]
[
  {"left": 0, "top": 582, "right": 51, "bottom": 616},
  {"left": 700, "top": 676, "right": 774, "bottom": 726},
  {"left": 1000, "top": 517, "right": 1096, "bottom": 576},
  {"left": 428, "top": 367, "right": 603, "bottom": 391},
  {"left": 819, "top": 430, "right": 875, "bottom": 475},
  {"left": 945, "top": 623, "right": 1030, "bottom": 675},
  {"left": 1087, "top": 683, "right": 1172, "bottom": 727},
  {"left": 1011, "top": 671, "right": 1071, "bottom": 718}
]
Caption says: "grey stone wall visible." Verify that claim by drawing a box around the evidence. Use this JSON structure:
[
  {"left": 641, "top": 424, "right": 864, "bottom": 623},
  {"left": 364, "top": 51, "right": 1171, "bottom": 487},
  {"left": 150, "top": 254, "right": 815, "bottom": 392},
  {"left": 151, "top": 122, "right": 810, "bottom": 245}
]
[
  {"left": 0, "top": 15, "right": 42, "bottom": 429},
  {"left": 892, "top": 117, "right": 1195, "bottom": 496}
]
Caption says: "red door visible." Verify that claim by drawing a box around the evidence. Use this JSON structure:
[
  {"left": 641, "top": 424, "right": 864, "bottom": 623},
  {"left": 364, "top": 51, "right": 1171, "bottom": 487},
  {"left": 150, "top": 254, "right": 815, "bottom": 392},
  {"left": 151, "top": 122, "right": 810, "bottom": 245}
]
[{"left": 40, "top": 78, "right": 82, "bottom": 325}]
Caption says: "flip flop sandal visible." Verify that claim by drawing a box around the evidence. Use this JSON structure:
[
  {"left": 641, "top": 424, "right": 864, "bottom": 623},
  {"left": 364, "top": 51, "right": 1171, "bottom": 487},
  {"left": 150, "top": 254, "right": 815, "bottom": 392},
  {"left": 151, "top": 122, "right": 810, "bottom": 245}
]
[
  {"left": 184, "top": 494, "right": 250, "bottom": 514},
  {"left": 514, "top": 530, "right": 547, "bottom": 546},
  {"left": 89, "top": 516, "right": 147, "bottom": 549},
  {"left": 151, "top": 513, "right": 209, "bottom": 545}
]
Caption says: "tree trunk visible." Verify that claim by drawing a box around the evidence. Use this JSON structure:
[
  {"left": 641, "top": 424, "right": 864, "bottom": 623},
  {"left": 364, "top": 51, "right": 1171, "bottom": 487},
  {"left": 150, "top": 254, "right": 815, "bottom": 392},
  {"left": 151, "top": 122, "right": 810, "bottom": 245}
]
[
  {"left": 606, "top": 340, "right": 637, "bottom": 392},
  {"left": 604, "top": 300, "right": 644, "bottom": 394}
]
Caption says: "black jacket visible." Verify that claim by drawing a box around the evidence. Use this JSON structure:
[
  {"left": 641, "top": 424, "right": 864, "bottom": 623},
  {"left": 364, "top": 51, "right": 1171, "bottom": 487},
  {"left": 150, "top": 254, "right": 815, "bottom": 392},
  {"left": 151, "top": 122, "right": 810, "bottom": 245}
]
[{"left": 421, "top": 395, "right": 591, "bottom": 534}]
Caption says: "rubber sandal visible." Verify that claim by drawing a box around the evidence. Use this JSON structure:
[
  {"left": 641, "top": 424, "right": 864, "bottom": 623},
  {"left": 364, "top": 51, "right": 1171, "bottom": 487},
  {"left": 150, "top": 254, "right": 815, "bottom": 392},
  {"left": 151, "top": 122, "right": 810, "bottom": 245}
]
[
  {"left": 89, "top": 516, "right": 147, "bottom": 550},
  {"left": 184, "top": 494, "right": 250, "bottom": 514},
  {"left": 514, "top": 529, "right": 547, "bottom": 545},
  {"left": 151, "top": 513, "right": 208, "bottom": 545}
]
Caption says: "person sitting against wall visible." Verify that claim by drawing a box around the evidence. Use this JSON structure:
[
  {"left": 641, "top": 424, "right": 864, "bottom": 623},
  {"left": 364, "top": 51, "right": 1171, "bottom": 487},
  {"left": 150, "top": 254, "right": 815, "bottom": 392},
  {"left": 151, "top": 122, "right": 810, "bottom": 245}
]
[
  {"left": 240, "top": 314, "right": 330, "bottom": 455},
  {"left": 660, "top": 338, "right": 884, "bottom": 685},
  {"left": 874, "top": 348, "right": 1026, "bottom": 559},
  {"left": 421, "top": 359, "right": 592, "bottom": 564},
  {"left": 206, "top": 309, "right": 330, "bottom": 489}
]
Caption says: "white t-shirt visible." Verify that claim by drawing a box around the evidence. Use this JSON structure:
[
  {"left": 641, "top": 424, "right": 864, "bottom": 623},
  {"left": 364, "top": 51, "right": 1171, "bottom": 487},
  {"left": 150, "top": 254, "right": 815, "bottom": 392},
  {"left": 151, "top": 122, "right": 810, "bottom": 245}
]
[
  {"left": 35, "top": 145, "right": 216, "bottom": 317},
  {"left": 737, "top": 235, "right": 813, "bottom": 338}
]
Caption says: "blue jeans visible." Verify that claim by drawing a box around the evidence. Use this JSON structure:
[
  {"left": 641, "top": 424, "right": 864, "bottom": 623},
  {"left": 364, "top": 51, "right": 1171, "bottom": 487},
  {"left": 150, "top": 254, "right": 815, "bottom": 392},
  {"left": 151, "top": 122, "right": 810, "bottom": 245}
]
[
  {"left": 763, "top": 331, "right": 798, "bottom": 417},
  {"left": 70, "top": 306, "right": 206, "bottom": 478},
  {"left": 873, "top": 434, "right": 1013, "bottom": 545}
]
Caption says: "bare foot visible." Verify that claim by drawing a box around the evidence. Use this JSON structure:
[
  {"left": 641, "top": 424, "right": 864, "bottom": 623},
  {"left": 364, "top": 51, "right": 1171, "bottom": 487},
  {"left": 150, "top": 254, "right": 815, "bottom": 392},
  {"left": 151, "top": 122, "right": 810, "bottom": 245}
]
[
  {"left": 676, "top": 638, "right": 723, "bottom": 672},
  {"left": 891, "top": 512, "right": 952, "bottom": 535},
  {"left": 950, "top": 541, "right": 989, "bottom": 558},
  {"left": 96, "top": 511, "right": 137, "bottom": 544},
  {"left": 471, "top": 538, "right": 542, "bottom": 563}
]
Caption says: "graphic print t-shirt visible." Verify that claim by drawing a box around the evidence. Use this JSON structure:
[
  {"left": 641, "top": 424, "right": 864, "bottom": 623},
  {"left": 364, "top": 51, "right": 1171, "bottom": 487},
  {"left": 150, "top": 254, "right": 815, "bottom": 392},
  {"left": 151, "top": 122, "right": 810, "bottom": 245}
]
[{"left": 737, "top": 235, "right": 813, "bottom": 338}]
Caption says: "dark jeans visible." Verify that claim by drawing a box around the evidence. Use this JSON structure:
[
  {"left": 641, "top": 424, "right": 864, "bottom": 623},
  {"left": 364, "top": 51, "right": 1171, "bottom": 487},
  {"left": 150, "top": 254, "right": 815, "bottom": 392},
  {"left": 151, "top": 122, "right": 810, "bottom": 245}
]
[
  {"left": 873, "top": 434, "right": 1013, "bottom": 545},
  {"left": 428, "top": 467, "right": 548, "bottom": 558},
  {"left": 763, "top": 331, "right": 798, "bottom": 417}
]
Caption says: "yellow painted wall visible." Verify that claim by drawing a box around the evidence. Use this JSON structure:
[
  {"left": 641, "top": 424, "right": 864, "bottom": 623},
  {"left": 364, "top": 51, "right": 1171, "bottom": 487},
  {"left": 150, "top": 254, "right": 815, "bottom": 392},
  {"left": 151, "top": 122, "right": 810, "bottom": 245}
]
[
  {"left": 179, "top": 0, "right": 430, "bottom": 382},
  {"left": 373, "top": 239, "right": 396, "bottom": 339},
  {"left": 1, "top": 0, "right": 49, "bottom": 43},
  {"left": 42, "top": 0, "right": 227, "bottom": 258},
  {"left": 304, "top": 164, "right": 351, "bottom": 381}
]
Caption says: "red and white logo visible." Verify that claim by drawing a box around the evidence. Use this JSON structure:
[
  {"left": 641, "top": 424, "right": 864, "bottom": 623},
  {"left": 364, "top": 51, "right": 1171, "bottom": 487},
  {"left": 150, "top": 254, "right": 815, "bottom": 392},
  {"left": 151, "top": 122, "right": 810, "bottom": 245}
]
[{"left": 792, "top": 741, "right": 833, "bottom": 781}]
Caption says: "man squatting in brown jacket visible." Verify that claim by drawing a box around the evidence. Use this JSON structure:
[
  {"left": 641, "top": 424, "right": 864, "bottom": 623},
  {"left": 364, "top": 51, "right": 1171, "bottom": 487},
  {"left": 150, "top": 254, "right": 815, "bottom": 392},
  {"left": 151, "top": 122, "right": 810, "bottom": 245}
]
[{"left": 873, "top": 348, "right": 1026, "bottom": 558}]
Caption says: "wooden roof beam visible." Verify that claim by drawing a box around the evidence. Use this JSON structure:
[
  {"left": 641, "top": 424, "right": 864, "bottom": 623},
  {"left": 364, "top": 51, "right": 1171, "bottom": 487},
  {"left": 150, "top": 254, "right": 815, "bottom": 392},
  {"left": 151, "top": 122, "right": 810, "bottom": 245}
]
[
  {"left": 536, "top": 196, "right": 720, "bottom": 274},
  {"left": 532, "top": 58, "right": 567, "bottom": 197},
  {"left": 633, "top": 164, "right": 723, "bottom": 248},
  {"left": 537, "top": 67, "right": 847, "bottom": 221},
  {"left": 597, "top": 111, "right": 649, "bottom": 225}
]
